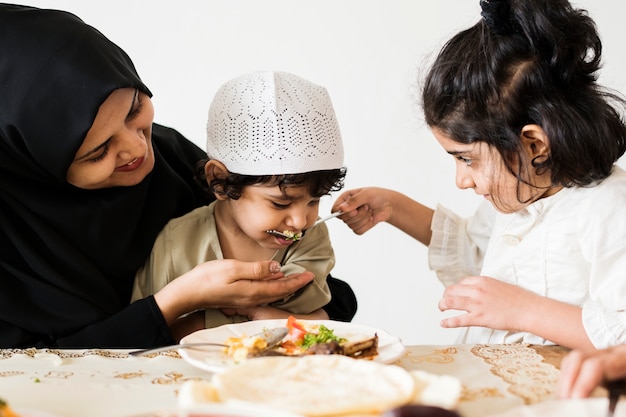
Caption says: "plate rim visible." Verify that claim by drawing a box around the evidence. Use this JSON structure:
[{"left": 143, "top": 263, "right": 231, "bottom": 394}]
[{"left": 179, "top": 319, "right": 405, "bottom": 373}]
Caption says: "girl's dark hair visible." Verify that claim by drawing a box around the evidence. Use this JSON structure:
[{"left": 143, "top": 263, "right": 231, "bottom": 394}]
[
  {"left": 195, "top": 160, "right": 347, "bottom": 200},
  {"left": 422, "top": 0, "right": 626, "bottom": 196}
]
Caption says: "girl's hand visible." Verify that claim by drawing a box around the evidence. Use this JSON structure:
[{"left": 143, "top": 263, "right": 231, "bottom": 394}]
[
  {"left": 438, "top": 275, "right": 593, "bottom": 350},
  {"left": 332, "top": 187, "right": 394, "bottom": 235},
  {"left": 332, "top": 187, "right": 434, "bottom": 245},
  {"left": 438, "top": 275, "right": 534, "bottom": 331}
]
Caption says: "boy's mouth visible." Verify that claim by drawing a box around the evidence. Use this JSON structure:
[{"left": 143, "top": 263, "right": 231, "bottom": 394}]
[{"left": 265, "top": 230, "right": 303, "bottom": 241}]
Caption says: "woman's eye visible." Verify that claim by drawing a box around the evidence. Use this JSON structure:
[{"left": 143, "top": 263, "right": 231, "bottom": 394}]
[
  {"left": 88, "top": 141, "right": 111, "bottom": 163},
  {"left": 127, "top": 90, "right": 144, "bottom": 120}
]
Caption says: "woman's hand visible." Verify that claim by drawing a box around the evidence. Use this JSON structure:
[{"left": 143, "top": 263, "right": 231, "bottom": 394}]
[
  {"left": 558, "top": 345, "right": 626, "bottom": 399},
  {"left": 154, "top": 259, "right": 314, "bottom": 325},
  {"left": 220, "top": 306, "right": 329, "bottom": 321}
]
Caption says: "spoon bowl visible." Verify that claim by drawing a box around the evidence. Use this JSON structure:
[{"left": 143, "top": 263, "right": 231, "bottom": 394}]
[{"left": 266, "top": 211, "right": 343, "bottom": 241}]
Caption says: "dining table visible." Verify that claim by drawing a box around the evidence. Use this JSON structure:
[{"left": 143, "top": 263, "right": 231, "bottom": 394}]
[{"left": 0, "top": 342, "right": 609, "bottom": 417}]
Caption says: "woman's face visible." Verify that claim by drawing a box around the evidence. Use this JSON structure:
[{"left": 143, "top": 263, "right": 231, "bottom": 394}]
[{"left": 66, "top": 88, "right": 155, "bottom": 189}]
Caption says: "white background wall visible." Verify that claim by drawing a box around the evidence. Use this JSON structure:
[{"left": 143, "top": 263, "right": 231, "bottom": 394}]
[{"left": 22, "top": 1, "right": 626, "bottom": 345}]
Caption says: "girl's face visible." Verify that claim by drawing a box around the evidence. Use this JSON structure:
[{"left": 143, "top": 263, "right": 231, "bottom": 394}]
[
  {"left": 66, "top": 88, "right": 155, "bottom": 189},
  {"left": 432, "top": 127, "right": 556, "bottom": 214},
  {"left": 222, "top": 183, "right": 321, "bottom": 250}
]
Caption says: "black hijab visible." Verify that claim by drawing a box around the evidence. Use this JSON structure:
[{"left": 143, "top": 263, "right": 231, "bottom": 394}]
[{"left": 0, "top": 4, "right": 210, "bottom": 347}]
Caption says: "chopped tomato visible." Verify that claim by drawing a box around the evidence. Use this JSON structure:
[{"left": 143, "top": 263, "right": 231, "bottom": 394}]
[{"left": 285, "top": 315, "right": 307, "bottom": 343}]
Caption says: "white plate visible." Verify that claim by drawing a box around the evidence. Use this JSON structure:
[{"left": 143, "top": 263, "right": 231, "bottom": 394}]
[
  {"left": 489, "top": 398, "right": 625, "bottom": 417},
  {"left": 179, "top": 319, "right": 405, "bottom": 373}
]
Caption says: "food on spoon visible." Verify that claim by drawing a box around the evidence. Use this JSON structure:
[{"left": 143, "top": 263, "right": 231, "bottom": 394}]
[
  {"left": 0, "top": 398, "right": 19, "bottom": 417},
  {"left": 265, "top": 229, "right": 303, "bottom": 241},
  {"left": 281, "top": 230, "right": 302, "bottom": 241}
]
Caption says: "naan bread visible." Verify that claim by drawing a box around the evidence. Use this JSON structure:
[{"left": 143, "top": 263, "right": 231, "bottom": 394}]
[{"left": 212, "top": 355, "right": 415, "bottom": 416}]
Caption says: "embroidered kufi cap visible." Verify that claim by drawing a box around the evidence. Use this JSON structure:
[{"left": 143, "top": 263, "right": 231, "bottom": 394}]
[{"left": 206, "top": 71, "right": 344, "bottom": 175}]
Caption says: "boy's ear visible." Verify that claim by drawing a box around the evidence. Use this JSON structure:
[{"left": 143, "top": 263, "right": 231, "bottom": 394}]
[
  {"left": 520, "top": 124, "right": 550, "bottom": 160},
  {"left": 204, "top": 160, "right": 230, "bottom": 200},
  {"left": 204, "top": 160, "right": 229, "bottom": 180}
]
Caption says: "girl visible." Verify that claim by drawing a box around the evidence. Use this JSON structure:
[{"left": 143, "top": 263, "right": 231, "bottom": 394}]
[{"left": 333, "top": 0, "right": 626, "bottom": 351}]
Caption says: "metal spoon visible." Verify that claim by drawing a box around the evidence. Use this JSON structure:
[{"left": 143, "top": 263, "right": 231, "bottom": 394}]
[
  {"left": 128, "top": 326, "right": 288, "bottom": 357},
  {"left": 266, "top": 211, "right": 343, "bottom": 241}
]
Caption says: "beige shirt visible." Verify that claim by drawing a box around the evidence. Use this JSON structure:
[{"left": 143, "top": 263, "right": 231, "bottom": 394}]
[{"left": 132, "top": 202, "right": 334, "bottom": 328}]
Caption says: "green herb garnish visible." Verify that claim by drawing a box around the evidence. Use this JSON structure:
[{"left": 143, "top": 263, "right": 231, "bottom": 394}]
[{"left": 301, "top": 325, "right": 346, "bottom": 348}]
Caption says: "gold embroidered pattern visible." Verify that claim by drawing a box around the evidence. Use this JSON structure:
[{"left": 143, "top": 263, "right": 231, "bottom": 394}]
[
  {"left": 461, "top": 386, "right": 505, "bottom": 402},
  {"left": 406, "top": 347, "right": 459, "bottom": 364},
  {"left": 44, "top": 371, "right": 73, "bottom": 379},
  {"left": 0, "top": 348, "right": 175, "bottom": 360},
  {"left": 114, "top": 371, "right": 147, "bottom": 379},
  {"left": 151, "top": 372, "right": 204, "bottom": 385},
  {"left": 135, "top": 351, "right": 182, "bottom": 359},
  {"left": 471, "top": 344, "right": 559, "bottom": 404},
  {"left": 0, "top": 348, "right": 38, "bottom": 359},
  {"left": 0, "top": 370, "right": 25, "bottom": 377}
]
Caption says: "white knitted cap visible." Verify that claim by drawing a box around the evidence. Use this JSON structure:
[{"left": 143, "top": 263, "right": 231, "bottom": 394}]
[{"left": 206, "top": 71, "right": 344, "bottom": 175}]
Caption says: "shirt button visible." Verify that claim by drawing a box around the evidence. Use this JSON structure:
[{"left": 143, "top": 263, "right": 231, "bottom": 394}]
[{"left": 502, "top": 235, "right": 521, "bottom": 245}]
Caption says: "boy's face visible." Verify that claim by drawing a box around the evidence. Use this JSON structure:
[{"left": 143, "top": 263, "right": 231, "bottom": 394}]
[{"left": 224, "top": 184, "right": 321, "bottom": 249}]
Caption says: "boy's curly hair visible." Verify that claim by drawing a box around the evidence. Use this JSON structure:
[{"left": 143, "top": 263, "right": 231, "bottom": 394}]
[{"left": 195, "top": 159, "right": 347, "bottom": 200}]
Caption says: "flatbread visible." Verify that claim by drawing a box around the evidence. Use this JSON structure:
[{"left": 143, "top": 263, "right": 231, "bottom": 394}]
[{"left": 213, "top": 355, "right": 415, "bottom": 416}]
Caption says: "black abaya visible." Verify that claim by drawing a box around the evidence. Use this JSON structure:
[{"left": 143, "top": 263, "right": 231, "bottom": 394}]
[{"left": 0, "top": 4, "right": 356, "bottom": 348}]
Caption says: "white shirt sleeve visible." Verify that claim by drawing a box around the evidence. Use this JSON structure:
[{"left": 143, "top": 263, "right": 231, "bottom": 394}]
[
  {"left": 428, "top": 201, "right": 496, "bottom": 287},
  {"left": 578, "top": 170, "right": 626, "bottom": 347}
]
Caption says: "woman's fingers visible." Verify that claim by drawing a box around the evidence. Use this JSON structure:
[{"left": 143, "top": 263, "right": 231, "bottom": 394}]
[
  {"left": 226, "top": 271, "right": 315, "bottom": 307},
  {"left": 219, "top": 259, "right": 284, "bottom": 282}
]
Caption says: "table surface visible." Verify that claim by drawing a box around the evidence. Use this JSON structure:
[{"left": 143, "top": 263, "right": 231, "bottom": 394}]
[{"left": 0, "top": 343, "right": 576, "bottom": 417}]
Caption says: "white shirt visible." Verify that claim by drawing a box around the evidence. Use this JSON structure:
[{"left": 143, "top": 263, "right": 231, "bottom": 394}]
[{"left": 429, "top": 166, "right": 626, "bottom": 348}]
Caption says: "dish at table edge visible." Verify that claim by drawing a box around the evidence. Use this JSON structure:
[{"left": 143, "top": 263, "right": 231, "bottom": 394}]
[
  {"left": 14, "top": 409, "right": 62, "bottom": 417},
  {"left": 178, "top": 319, "right": 405, "bottom": 373}
]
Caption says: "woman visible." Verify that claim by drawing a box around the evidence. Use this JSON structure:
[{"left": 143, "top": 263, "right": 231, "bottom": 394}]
[{"left": 0, "top": 4, "right": 356, "bottom": 348}]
